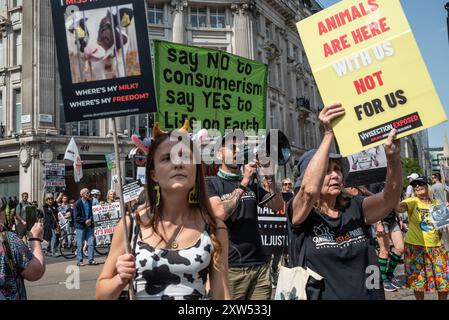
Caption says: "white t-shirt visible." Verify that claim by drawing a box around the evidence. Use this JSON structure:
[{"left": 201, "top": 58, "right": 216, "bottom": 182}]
[{"left": 405, "top": 185, "right": 414, "bottom": 198}]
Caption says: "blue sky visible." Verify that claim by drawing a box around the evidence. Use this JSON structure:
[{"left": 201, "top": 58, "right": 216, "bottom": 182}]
[{"left": 316, "top": 0, "right": 449, "bottom": 148}]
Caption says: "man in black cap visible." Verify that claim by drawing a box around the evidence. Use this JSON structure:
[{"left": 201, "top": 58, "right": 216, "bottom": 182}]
[{"left": 207, "top": 131, "right": 284, "bottom": 300}]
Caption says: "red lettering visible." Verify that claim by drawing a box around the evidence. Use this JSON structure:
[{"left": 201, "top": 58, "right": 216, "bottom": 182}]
[
  {"left": 66, "top": 0, "right": 88, "bottom": 5},
  {"left": 318, "top": 21, "right": 328, "bottom": 36},
  {"left": 368, "top": 0, "right": 379, "bottom": 11},
  {"left": 112, "top": 93, "right": 150, "bottom": 103},
  {"left": 372, "top": 70, "right": 384, "bottom": 86},
  {"left": 378, "top": 17, "right": 390, "bottom": 32},
  {"left": 351, "top": 17, "right": 390, "bottom": 45},
  {"left": 351, "top": 5, "right": 363, "bottom": 19},
  {"left": 323, "top": 35, "right": 350, "bottom": 58},
  {"left": 354, "top": 71, "right": 384, "bottom": 95},
  {"left": 353, "top": 71, "right": 384, "bottom": 95},
  {"left": 323, "top": 43, "right": 333, "bottom": 58}
]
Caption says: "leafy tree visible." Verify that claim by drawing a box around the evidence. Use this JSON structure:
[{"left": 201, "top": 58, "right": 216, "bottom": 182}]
[{"left": 402, "top": 157, "right": 425, "bottom": 187}]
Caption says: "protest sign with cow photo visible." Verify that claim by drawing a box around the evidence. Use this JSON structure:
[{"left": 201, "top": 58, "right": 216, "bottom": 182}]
[{"left": 51, "top": 0, "right": 157, "bottom": 122}]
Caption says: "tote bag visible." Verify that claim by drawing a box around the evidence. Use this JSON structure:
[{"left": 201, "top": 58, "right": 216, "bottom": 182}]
[
  {"left": 274, "top": 264, "right": 322, "bottom": 300},
  {"left": 274, "top": 208, "right": 323, "bottom": 300}
]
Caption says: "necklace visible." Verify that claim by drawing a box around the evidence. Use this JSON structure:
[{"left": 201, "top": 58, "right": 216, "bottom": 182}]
[{"left": 169, "top": 224, "right": 184, "bottom": 249}]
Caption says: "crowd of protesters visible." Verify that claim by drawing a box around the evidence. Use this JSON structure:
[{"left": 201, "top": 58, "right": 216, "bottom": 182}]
[{"left": 2, "top": 103, "right": 449, "bottom": 300}]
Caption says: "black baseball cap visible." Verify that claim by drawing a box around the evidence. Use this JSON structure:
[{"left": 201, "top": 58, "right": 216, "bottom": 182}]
[{"left": 410, "top": 176, "right": 428, "bottom": 187}]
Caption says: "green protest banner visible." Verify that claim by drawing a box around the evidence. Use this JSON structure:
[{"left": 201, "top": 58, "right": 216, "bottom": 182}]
[{"left": 154, "top": 40, "right": 267, "bottom": 133}]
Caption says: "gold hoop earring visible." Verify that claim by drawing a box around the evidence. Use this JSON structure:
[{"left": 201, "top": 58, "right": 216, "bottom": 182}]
[
  {"left": 154, "top": 184, "right": 161, "bottom": 207},
  {"left": 188, "top": 185, "right": 199, "bottom": 204}
]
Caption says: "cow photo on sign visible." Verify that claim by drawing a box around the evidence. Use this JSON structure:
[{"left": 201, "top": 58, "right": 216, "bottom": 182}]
[
  {"left": 51, "top": 0, "right": 157, "bottom": 122},
  {"left": 65, "top": 5, "right": 141, "bottom": 84}
]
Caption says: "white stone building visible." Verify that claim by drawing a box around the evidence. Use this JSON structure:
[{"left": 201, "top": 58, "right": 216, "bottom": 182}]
[{"left": 0, "top": 0, "right": 430, "bottom": 201}]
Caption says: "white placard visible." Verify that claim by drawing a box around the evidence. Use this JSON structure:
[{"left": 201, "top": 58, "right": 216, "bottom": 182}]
[
  {"left": 21, "top": 114, "right": 31, "bottom": 124},
  {"left": 137, "top": 167, "right": 146, "bottom": 185},
  {"left": 348, "top": 146, "right": 387, "bottom": 172},
  {"left": 123, "top": 181, "right": 144, "bottom": 203},
  {"left": 39, "top": 114, "right": 53, "bottom": 123}
]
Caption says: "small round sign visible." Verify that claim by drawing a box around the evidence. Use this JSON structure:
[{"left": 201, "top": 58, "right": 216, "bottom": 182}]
[{"left": 134, "top": 148, "right": 146, "bottom": 166}]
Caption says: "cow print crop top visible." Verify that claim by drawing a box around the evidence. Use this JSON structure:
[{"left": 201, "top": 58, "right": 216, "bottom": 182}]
[{"left": 132, "top": 225, "right": 213, "bottom": 300}]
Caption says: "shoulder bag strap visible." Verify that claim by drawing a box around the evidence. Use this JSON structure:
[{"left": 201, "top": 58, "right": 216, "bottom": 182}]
[
  {"left": 284, "top": 204, "right": 309, "bottom": 268},
  {"left": 280, "top": 214, "right": 289, "bottom": 267}
]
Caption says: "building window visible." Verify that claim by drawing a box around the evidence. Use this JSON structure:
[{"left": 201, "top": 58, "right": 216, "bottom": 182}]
[
  {"left": 13, "top": 0, "right": 22, "bottom": 7},
  {"left": 277, "top": 63, "right": 282, "bottom": 88},
  {"left": 279, "top": 107, "right": 284, "bottom": 131},
  {"left": 0, "top": 38, "right": 4, "bottom": 68},
  {"left": 138, "top": 114, "right": 147, "bottom": 137},
  {"left": 288, "top": 112, "right": 293, "bottom": 141},
  {"left": 210, "top": 8, "right": 225, "bottom": 28},
  {"left": 67, "top": 120, "right": 99, "bottom": 136},
  {"left": 128, "top": 114, "right": 148, "bottom": 137},
  {"left": 266, "top": 21, "right": 272, "bottom": 39},
  {"left": 79, "top": 121, "right": 89, "bottom": 136},
  {"left": 13, "top": 30, "right": 22, "bottom": 66},
  {"left": 191, "top": 8, "right": 207, "bottom": 28},
  {"left": 269, "top": 104, "right": 276, "bottom": 129},
  {"left": 268, "top": 61, "right": 275, "bottom": 85},
  {"left": 13, "top": 88, "right": 21, "bottom": 132},
  {"left": 0, "top": 92, "right": 3, "bottom": 125},
  {"left": 147, "top": 3, "right": 164, "bottom": 25},
  {"left": 0, "top": 0, "right": 6, "bottom": 11},
  {"left": 292, "top": 45, "right": 298, "bottom": 60}
]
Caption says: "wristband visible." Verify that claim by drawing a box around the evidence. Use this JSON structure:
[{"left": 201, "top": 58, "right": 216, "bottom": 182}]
[
  {"left": 28, "top": 238, "right": 43, "bottom": 242},
  {"left": 236, "top": 184, "right": 247, "bottom": 192}
]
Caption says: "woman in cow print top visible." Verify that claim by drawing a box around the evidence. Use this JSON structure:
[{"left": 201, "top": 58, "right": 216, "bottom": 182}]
[{"left": 96, "top": 122, "right": 230, "bottom": 300}]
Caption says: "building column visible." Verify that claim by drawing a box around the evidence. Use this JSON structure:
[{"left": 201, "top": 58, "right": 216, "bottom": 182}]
[
  {"left": 109, "top": 118, "right": 125, "bottom": 135},
  {"left": 171, "top": 0, "right": 187, "bottom": 43},
  {"left": 231, "top": 1, "right": 255, "bottom": 59},
  {"left": 21, "top": 0, "right": 34, "bottom": 134},
  {"left": 110, "top": 152, "right": 127, "bottom": 195},
  {"left": 19, "top": 143, "right": 43, "bottom": 202}
]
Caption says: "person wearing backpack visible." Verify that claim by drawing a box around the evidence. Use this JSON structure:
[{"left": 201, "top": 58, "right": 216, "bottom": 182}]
[{"left": 14, "top": 193, "right": 32, "bottom": 245}]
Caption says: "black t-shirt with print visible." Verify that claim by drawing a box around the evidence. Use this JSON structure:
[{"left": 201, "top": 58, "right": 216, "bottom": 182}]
[
  {"left": 366, "top": 183, "right": 397, "bottom": 225},
  {"left": 287, "top": 196, "right": 381, "bottom": 300},
  {"left": 207, "top": 176, "right": 269, "bottom": 267}
]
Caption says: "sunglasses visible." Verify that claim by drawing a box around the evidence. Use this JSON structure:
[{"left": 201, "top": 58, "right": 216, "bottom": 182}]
[
  {"left": 283, "top": 183, "right": 292, "bottom": 186},
  {"left": 47, "top": 198, "right": 54, "bottom": 201}
]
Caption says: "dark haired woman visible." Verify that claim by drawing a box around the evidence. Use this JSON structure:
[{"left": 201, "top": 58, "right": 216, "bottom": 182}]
[{"left": 96, "top": 122, "right": 230, "bottom": 300}]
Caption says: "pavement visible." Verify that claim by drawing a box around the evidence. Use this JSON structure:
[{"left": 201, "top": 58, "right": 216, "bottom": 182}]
[
  {"left": 26, "top": 254, "right": 106, "bottom": 300},
  {"left": 26, "top": 255, "right": 441, "bottom": 300},
  {"left": 383, "top": 264, "right": 439, "bottom": 300}
]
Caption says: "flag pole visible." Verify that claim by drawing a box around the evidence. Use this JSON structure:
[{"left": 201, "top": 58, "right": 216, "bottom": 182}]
[{"left": 111, "top": 117, "right": 134, "bottom": 300}]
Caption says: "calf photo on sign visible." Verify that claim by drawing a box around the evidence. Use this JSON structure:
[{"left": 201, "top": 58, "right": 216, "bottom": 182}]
[
  {"left": 51, "top": 0, "right": 157, "bottom": 122},
  {"left": 65, "top": 5, "right": 141, "bottom": 83}
]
